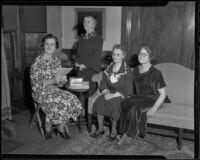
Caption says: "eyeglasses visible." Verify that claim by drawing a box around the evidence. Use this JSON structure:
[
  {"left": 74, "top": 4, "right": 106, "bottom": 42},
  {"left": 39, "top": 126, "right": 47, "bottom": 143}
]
[{"left": 139, "top": 53, "right": 149, "bottom": 57}]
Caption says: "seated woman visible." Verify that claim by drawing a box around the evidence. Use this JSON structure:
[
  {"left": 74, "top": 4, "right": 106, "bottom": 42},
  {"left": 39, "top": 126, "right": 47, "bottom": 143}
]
[
  {"left": 30, "top": 34, "right": 83, "bottom": 140},
  {"left": 91, "top": 44, "right": 133, "bottom": 141},
  {"left": 117, "top": 46, "right": 167, "bottom": 145}
]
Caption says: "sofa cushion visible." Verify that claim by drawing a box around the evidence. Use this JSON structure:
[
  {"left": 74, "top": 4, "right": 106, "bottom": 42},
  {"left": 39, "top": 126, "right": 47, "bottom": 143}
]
[
  {"left": 154, "top": 63, "right": 194, "bottom": 106},
  {"left": 148, "top": 103, "right": 194, "bottom": 130}
]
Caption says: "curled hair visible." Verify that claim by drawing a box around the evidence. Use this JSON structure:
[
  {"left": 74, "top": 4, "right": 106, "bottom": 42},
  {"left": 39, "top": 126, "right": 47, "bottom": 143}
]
[
  {"left": 140, "top": 46, "right": 155, "bottom": 62},
  {"left": 112, "top": 44, "right": 126, "bottom": 57},
  {"left": 84, "top": 16, "right": 97, "bottom": 29},
  {"left": 41, "top": 34, "right": 59, "bottom": 49}
]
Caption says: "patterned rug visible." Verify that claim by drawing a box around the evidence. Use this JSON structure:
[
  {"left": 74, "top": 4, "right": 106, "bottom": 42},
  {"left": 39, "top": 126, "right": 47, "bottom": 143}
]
[{"left": 59, "top": 127, "right": 194, "bottom": 159}]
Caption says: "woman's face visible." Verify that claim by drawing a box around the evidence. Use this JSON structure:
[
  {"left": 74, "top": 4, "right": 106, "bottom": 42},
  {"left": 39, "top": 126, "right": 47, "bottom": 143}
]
[
  {"left": 44, "top": 38, "right": 56, "bottom": 55},
  {"left": 83, "top": 17, "right": 95, "bottom": 32},
  {"left": 138, "top": 48, "right": 150, "bottom": 64},
  {"left": 112, "top": 48, "right": 124, "bottom": 63}
]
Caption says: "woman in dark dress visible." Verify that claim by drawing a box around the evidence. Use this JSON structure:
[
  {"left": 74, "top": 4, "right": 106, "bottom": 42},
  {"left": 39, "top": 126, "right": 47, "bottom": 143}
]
[
  {"left": 91, "top": 44, "right": 133, "bottom": 141},
  {"left": 117, "top": 46, "right": 167, "bottom": 145},
  {"left": 75, "top": 16, "right": 103, "bottom": 96}
]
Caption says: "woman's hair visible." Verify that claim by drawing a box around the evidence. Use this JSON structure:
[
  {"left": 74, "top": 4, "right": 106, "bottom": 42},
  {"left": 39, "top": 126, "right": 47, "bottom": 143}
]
[
  {"left": 84, "top": 16, "right": 97, "bottom": 29},
  {"left": 112, "top": 44, "right": 126, "bottom": 57},
  {"left": 41, "top": 34, "right": 59, "bottom": 49},
  {"left": 140, "top": 46, "right": 155, "bottom": 62}
]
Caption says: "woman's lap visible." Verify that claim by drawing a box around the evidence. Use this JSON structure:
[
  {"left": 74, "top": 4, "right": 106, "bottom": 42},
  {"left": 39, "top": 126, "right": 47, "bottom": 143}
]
[
  {"left": 40, "top": 89, "right": 82, "bottom": 124},
  {"left": 93, "top": 95, "right": 123, "bottom": 120}
]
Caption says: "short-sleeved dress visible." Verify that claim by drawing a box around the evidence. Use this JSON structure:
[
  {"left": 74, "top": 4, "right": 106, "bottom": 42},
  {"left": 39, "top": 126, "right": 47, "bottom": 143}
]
[
  {"left": 76, "top": 31, "right": 103, "bottom": 96},
  {"left": 118, "top": 65, "right": 166, "bottom": 138},
  {"left": 93, "top": 61, "right": 133, "bottom": 121},
  {"left": 30, "top": 54, "right": 83, "bottom": 125}
]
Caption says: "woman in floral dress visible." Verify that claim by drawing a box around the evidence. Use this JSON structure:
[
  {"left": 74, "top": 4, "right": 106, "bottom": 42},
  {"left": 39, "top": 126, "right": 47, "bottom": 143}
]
[{"left": 30, "top": 34, "right": 82, "bottom": 140}]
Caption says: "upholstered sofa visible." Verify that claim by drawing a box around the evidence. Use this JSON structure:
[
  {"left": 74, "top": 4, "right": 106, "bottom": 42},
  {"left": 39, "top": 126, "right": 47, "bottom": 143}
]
[{"left": 88, "top": 63, "right": 194, "bottom": 149}]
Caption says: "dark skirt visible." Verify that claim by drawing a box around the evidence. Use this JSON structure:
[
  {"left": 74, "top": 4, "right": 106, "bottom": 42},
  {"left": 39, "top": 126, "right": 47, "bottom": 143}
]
[
  {"left": 78, "top": 68, "right": 98, "bottom": 96},
  {"left": 118, "top": 95, "right": 156, "bottom": 138},
  {"left": 93, "top": 95, "right": 124, "bottom": 121}
]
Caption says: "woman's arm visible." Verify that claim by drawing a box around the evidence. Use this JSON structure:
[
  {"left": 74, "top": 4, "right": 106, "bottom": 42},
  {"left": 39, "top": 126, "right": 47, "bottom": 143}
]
[{"left": 147, "top": 87, "right": 166, "bottom": 117}]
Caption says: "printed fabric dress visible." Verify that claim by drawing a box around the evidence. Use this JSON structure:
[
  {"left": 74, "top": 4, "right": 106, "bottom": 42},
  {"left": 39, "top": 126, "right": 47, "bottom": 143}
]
[
  {"left": 30, "top": 54, "right": 83, "bottom": 125},
  {"left": 118, "top": 65, "right": 167, "bottom": 138},
  {"left": 93, "top": 61, "right": 133, "bottom": 121}
]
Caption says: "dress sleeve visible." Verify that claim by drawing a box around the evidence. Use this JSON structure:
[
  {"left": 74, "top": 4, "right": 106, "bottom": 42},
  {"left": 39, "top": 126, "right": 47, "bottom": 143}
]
[
  {"left": 74, "top": 39, "right": 80, "bottom": 64},
  {"left": 99, "top": 72, "right": 109, "bottom": 92},
  {"left": 88, "top": 36, "right": 103, "bottom": 72},
  {"left": 154, "top": 69, "right": 166, "bottom": 89},
  {"left": 30, "top": 58, "right": 45, "bottom": 103}
]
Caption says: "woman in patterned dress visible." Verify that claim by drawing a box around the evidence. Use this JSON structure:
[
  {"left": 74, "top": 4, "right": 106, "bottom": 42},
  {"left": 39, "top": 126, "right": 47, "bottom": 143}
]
[
  {"left": 30, "top": 34, "right": 82, "bottom": 140},
  {"left": 91, "top": 44, "right": 133, "bottom": 141},
  {"left": 117, "top": 46, "right": 167, "bottom": 145}
]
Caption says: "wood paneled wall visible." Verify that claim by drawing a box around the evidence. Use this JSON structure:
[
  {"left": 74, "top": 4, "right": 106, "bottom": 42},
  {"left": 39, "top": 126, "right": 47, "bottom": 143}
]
[{"left": 121, "top": 2, "right": 195, "bottom": 70}]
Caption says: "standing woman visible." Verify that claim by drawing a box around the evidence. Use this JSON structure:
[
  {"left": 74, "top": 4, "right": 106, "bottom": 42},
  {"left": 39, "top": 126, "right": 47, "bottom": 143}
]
[
  {"left": 30, "top": 34, "right": 82, "bottom": 140},
  {"left": 91, "top": 44, "right": 133, "bottom": 141},
  {"left": 117, "top": 46, "right": 167, "bottom": 145},
  {"left": 75, "top": 16, "right": 103, "bottom": 96}
]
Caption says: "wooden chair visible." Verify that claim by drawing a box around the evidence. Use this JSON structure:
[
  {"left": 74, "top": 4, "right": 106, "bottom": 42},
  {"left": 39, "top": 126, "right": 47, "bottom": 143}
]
[
  {"left": 29, "top": 75, "right": 82, "bottom": 139},
  {"left": 29, "top": 99, "right": 45, "bottom": 139}
]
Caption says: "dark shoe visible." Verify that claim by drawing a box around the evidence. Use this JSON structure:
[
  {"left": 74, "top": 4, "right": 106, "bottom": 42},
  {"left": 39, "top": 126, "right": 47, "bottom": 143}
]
[
  {"left": 90, "top": 130, "right": 105, "bottom": 138},
  {"left": 55, "top": 128, "right": 71, "bottom": 140},
  {"left": 44, "top": 123, "right": 53, "bottom": 140},
  {"left": 108, "top": 134, "right": 117, "bottom": 142}
]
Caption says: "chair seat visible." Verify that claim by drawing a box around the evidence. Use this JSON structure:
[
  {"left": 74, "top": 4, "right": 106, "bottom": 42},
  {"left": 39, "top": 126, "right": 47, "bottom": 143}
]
[{"left": 148, "top": 103, "right": 194, "bottom": 130}]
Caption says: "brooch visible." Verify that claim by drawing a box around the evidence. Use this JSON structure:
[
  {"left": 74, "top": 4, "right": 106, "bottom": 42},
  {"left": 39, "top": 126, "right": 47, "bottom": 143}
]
[{"left": 110, "top": 73, "right": 120, "bottom": 83}]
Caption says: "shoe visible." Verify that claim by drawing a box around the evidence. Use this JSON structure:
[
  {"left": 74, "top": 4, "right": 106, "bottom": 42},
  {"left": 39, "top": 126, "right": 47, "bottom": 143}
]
[
  {"left": 44, "top": 123, "right": 53, "bottom": 140},
  {"left": 55, "top": 128, "right": 71, "bottom": 140},
  {"left": 90, "top": 130, "right": 105, "bottom": 138},
  {"left": 107, "top": 134, "right": 117, "bottom": 142}
]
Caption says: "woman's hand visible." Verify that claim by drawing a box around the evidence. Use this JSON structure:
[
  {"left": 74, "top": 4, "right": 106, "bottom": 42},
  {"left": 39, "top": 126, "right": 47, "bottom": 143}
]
[
  {"left": 79, "top": 64, "right": 86, "bottom": 71},
  {"left": 57, "top": 75, "right": 68, "bottom": 87},
  {"left": 43, "top": 79, "right": 55, "bottom": 87},
  {"left": 104, "top": 93, "right": 114, "bottom": 100},
  {"left": 61, "top": 75, "right": 68, "bottom": 83},
  {"left": 147, "top": 106, "right": 157, "bottom": 118},
  {"left": 54, "top": 74, "right": 62, "bottom": 84}
]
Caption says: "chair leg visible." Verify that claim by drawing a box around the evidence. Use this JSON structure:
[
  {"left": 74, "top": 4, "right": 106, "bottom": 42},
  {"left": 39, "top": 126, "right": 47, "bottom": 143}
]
[
  {"left": 36, "top": 112, "right": 45, "bottom": 139},
  {"left": 77, "top": 115, "right": 82, "bottom": 132},
  {"left": 178, "top": 128, "right": 183, "bottom": 150},
  {"left": 88, "top": 114, "right": 93, "bottom": 133},
  {"left": 29, "top": 103, "right": 40, "bottom": 128}
]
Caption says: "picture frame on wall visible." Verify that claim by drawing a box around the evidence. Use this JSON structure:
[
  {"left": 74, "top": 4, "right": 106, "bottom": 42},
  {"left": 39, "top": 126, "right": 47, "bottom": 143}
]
[{"left": 75, "top": 8, "right": 106, "bottom": 40}]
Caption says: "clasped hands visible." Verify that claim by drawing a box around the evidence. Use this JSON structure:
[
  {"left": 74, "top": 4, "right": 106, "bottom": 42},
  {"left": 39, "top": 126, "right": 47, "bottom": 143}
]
[{"left": 102, "top": 89, "right": 124, "bottom": 100}]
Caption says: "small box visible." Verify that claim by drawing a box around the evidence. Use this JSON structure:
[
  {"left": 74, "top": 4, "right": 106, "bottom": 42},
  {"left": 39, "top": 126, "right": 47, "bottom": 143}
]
[{"left": 69, "top": 77, "right": 83, "bottom": 86}]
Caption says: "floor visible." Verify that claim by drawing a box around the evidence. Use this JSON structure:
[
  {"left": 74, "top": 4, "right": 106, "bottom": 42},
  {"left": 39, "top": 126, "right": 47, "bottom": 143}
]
[{"left": 2, "top": 108, "right": 88, "bottom": 155}]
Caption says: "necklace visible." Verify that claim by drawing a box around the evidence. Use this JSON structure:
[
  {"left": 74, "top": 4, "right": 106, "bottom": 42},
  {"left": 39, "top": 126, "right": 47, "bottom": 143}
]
[{"left": 104, "top": 62, "right": 128, "bottom": 83}]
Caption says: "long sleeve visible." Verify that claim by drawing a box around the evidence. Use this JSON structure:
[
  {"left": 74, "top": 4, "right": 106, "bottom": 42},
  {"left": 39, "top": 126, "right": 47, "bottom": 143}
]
[
  {"left": 88, "top": 36, "right": 103, "bottom": 72},
  {"left": 99, "top": 72, "right": 108, "bottom": 92},
  {"left": 30, "top": 59, "right": 45, "bottom": 103},
  {"left": 76, "top": 35, "right": 103, "bottom": 73}
]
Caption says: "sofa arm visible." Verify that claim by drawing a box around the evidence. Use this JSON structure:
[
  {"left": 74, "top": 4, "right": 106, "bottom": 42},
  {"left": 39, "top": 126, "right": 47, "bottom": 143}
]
[{"left": 91, "top": 71, "right": 103, "bottom": 87}]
